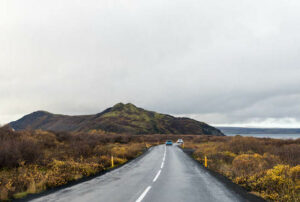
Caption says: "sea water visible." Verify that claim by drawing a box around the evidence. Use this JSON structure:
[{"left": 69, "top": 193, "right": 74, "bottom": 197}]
[{"left": 225, "top": 133, "right": 300, "bottom": 139}]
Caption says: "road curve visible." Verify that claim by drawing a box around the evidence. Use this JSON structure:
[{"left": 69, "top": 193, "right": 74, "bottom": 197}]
[{"left": 29, "top": 145, "right": 259, "bottom": 202}]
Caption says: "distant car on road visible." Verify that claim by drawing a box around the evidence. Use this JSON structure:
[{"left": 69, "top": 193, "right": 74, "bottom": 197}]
[
  {"left": 165, "top": 140, "right": 173, "bottom": 146},
  {"left": 177, "top": 139, "right": 184, "bottom": 144}
]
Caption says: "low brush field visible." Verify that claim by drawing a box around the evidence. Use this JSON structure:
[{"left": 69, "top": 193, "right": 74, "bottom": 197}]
[
  {"left": 0, "top": 126, "right": 299, "bottom": 201},
  {"left": 0, "top": 127, "right": 159, "bottom": 200},
  {"left": 0, "top": 126, "right": 188, "bottom": 200}
]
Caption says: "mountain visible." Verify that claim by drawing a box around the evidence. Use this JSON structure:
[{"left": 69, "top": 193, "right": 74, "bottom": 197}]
[
  {"left": 10, "top": 103, "right": 224, "bottom": 135},
  {"left": 218, "top": 127, "right": 300, "bottom": 134}
]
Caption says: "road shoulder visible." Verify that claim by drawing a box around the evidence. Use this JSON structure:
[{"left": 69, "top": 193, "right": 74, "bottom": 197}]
[{"left": 180, "top": 147, "right": 266, "bottom": 202}]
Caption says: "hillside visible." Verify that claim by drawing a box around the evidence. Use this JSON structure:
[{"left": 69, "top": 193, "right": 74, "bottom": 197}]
[
  {"left": 9, "top": 103, "right": 224, "bottom": 135},
  {"left": 218, "top": 127, "right": 300, "bottom": 134}
]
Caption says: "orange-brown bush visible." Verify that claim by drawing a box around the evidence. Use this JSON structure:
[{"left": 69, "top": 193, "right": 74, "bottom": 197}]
[
  {"left": 0, "top": 129, "right": 42, "bottom": 168},
  {"left": 232, "top": 153, "right": 279, "bottom": 177}
]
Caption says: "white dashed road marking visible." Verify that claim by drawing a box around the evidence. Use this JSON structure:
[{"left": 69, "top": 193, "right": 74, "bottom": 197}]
[
  {"left": 135, "top": 186, "right": 151, "bottom": 202},
  {"left": 135, "top": 146, "right": 166, "bottom": 202},
  {"left": 153, "top": 170, "right": 161, "bottom": 182}
]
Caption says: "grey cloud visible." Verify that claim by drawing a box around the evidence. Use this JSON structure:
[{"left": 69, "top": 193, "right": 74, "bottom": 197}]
[{"left": 1, "top": 0, "right": 300, "bottom": 127}]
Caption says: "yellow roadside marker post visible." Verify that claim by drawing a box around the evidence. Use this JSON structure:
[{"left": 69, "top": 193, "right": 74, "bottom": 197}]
[
  {"left": 204, "top": 156, "right": 207, "bottom": 168},
  {"left": 111, "top": 155, "right": 114, "bottom": 168}
]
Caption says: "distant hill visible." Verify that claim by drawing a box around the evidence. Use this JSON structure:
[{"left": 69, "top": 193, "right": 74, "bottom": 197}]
[
  {"left": 10, "top": 103, "right": 224, "bottom": 136},
  {"left": 218, "top": 127, "right": 300, "bottom": 134}
]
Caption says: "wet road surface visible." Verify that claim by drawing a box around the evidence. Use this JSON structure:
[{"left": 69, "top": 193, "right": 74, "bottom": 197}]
[{"left": 30, "top": 145, "right": 256, "bottom": 202}]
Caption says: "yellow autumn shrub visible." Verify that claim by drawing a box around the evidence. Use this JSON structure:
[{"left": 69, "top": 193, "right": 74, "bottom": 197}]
[
  {"left": 289, "top": 165, "right": 300, "bottom": 187},
  {"left": 232, "top": 154, "right": 267, "bottom": 177},
  {"left": 256, "top": 164, "right": 299, "bottom": 201}
]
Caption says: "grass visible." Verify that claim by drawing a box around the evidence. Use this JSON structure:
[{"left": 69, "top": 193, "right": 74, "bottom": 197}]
[
  {"left": 0, "top": 127, "right": 159, "bottom": 201},
  {"left": 0, "top": 126, "right": 188, "bottom": 201},
  {"left": 13, "top": 192, "right": 29, "bottom": 199},
  {"left": 0, "top": 125, "right": 298, "bottom": 201}
]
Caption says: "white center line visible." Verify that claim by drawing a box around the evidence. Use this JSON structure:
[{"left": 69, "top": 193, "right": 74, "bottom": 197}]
[
  {"left": 135, "top": 146, "right": 166, "bottom": 202},
  {"left": 161, "top": 162, "right": 164, "bottom": 169},
  {"left": 135, "top": 146, "right": 167, "bottom": 202},
  {"left": 135, "top": 186, "right": 151, "bottom": 202},
  {"left": 153, "top": 170, "right": 161, "bottom": 182}
]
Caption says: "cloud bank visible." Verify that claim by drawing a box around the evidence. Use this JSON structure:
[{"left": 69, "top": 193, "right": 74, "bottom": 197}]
[{"left": 1, "top": 0, "right": 300, "bottom": 127}]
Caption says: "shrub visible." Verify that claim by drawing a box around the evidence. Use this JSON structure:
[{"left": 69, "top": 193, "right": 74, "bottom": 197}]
[
  {"left": 227, "top": 136, "right": 266, "bottom": 154},
  {"left": 273, "top": 144, "right": 300, "bottom": 166},
  {"left": 232, "top": 154, "right": 267, "bottom": 177},
  {"left": 254, "top": 165, "right": 299, "bottom": 201},
  {"left": 0, "top": 127, "right": 155, "bottom": 200},
  {"left": 0, "top": 136, "right": 42, "bottom": 168}
]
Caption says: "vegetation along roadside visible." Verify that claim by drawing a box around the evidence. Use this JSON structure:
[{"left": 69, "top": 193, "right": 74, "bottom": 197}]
[
  {"left": 0, "top": 126, "right": 162, "bottom": 201},
  {"left": 184, "top": 135, "right": 300, "bottom": 201},
  {"left": 0, "top": 125, "right": 299, "bottom": 201}
]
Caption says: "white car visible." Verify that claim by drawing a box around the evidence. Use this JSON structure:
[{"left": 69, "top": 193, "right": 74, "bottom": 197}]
[{"left": 177, "top": 139, "right": 184, "bottom": 144}]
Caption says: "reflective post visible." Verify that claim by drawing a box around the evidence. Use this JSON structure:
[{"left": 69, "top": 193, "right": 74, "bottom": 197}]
[{"left": 111, "top": 155, "right": 114, "bottom": 168}]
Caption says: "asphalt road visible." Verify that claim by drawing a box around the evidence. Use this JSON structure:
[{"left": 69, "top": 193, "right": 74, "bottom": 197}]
[{"left": 30, "top": 145, "right": 260, "bottom": 202}]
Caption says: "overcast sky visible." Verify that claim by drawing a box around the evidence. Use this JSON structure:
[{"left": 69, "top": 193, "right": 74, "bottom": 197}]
[{"left": 1, "top": 0, "right": 300, "bottom": 127}]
